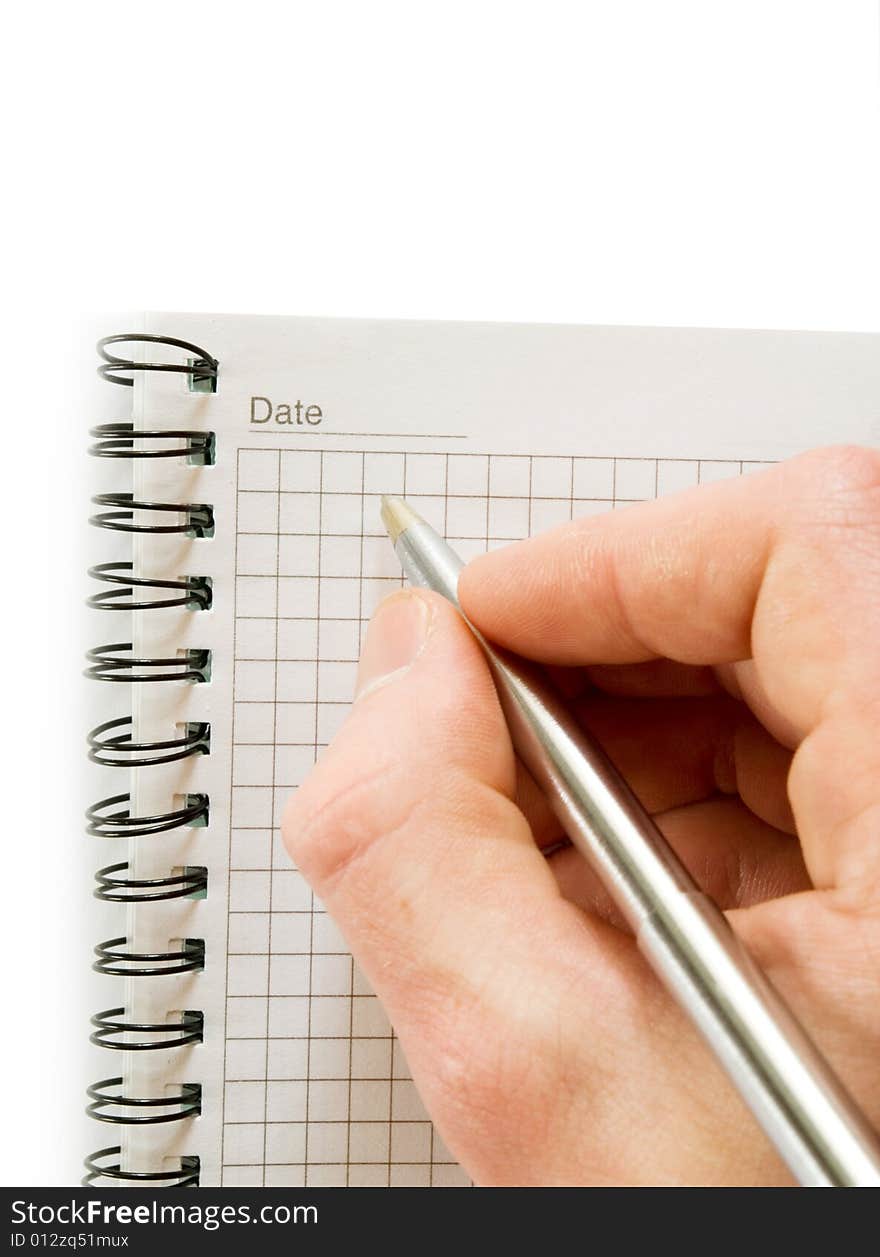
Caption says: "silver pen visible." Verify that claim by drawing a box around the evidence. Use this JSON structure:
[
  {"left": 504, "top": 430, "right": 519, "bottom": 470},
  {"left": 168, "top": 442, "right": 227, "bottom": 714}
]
[{"left": 381, "top": 494, "right": 880, "bottom": 1188}]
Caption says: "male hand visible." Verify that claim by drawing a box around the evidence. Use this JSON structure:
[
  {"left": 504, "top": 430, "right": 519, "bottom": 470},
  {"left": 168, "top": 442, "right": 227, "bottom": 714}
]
[{"left": 282, "top": 446, "right": 880, "bottom": 1185}]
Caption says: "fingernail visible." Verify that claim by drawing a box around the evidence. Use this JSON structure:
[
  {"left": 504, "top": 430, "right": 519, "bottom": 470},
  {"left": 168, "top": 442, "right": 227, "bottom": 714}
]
[{"left": 355, "top": 591, "right": 433, "bottom": 701}]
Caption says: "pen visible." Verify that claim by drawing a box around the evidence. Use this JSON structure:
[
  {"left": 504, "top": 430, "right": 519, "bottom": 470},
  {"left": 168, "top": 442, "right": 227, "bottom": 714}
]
[{"left": 380, "top": 494, "right": 880, "bottom": 1188}]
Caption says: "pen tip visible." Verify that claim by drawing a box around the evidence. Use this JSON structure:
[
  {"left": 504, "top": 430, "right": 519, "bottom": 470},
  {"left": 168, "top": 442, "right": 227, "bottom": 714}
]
[{"left": 380, "top": 495, "right": 423, "bottom": 543}]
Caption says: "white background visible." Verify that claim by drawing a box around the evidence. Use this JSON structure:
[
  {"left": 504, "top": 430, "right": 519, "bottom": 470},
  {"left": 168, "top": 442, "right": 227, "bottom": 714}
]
[{"left": 1, "top": 0, "right": 878, "bottom": 1185}]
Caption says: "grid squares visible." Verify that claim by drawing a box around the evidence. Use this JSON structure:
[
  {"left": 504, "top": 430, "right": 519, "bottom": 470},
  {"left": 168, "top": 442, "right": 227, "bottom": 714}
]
[{"left": 225, "top": 447, "right": 759, "bottom": 1185}]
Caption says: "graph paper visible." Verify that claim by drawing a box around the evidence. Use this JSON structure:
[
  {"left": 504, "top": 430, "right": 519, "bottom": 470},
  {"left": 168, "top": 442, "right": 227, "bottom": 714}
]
[
  {"left": 219, "top": 448, "right": 765, "bottom": 1186},
  {"left": 116, "top": 312, "right": 879, "bottom": 1189}
]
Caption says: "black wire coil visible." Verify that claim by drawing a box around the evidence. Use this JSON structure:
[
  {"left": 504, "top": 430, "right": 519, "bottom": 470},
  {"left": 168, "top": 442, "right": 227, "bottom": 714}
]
[
  {"left": 83, "top": 1147, "right": 200, "bottom": 1187},
  {"left": 94, "top": 862, "right": 208, "bottom": 904},
  {"left": 88, "top": 716, "right": 210, "bottom": 768},
  {"left": 89, "top": 423, "right": 215, "bottom": 463},
  {"left": 85, "top": 643, "right": 211, "bottom": 684},
  {"left": 86, "top": 792, "right": 209, "bottom": 839},
  {"left": 93, "top": 936, "right": 205, "bottom": 977},
  {"left": 88, "top": 333, "right": 217, "bottom": 1186},
  {"left": 87, "top": 1078, "right": 202, "bottom": 1125},
  {"left": 90, "top": 494, "right": 214, "bottom": 537},
  {"left": 97, "top": 334, "right": 218, "bottom": 389},
  {"left": 87, "top": 563, "right": 212, "bottom": 612},
  {"left": 90, "top": 1008, "right": 204, "bottom": 1052}
]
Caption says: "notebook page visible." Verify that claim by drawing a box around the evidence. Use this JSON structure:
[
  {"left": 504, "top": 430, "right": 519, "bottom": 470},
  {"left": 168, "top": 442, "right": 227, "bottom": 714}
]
[{"left": 127, "top": 315, "right": 880, "bottom": 1186}]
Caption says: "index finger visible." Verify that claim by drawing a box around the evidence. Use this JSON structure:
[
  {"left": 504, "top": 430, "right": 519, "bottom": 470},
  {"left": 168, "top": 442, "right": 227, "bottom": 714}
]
[
  {"left": 460, "top": 445, "right": 880, "bottom": 707},
  {"left": 459, "top": 445, "right": 880, "bottom": 895}
]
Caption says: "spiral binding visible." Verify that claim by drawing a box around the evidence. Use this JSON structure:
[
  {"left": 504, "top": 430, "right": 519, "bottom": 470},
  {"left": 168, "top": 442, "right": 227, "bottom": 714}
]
[
  {"left": 85, "top": 643, "right": 212, "bottom": 684},
  {"left": 88, "top": 717, "right": 210, "bottom": 769},
  {"left": 87, "top": 563, "right": 212, "bottom": 612},
  {"left": 89, "top": 494, "right": 214, "bottom": 537},
  {"left": 91, "top": 1008, "right": 205, "bottom": 1052},
  {"left": 87, "top": 1079, "right": 202, "bottom": 1125},
  {"left": 94, "top": 862, "right": 208, "bottom": 904},
  {"left": 83, "top": 1148, "right": 201, "bottom": 1187},
  {"left": 93, "top": 936, "right": 205, "bottom": 978},
  {"left": 97, "top": 334, "right": 218, "bottom": 388},
  {"left": 85, "top": 334, "right": 217, "bottom": 1187},
  {"left": 90, "top": 424, "right": 216, "bottom": 464},
  {"left": 86, "top": 792, "right": 210, "bottom": 839}
]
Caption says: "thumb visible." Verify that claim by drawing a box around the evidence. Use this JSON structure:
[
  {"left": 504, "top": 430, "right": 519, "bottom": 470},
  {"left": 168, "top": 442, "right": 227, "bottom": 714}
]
[
  {"left": 281, "top": 589, "right": 637, "bottom": 1164},
  {"left": 283, "top": 588, "right": 561, "bottom": 994}
]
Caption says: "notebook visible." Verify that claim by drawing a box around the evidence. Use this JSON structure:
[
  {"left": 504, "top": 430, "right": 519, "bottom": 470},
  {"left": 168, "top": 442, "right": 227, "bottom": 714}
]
[{"left": 83, "top": 313, "right": 880, "bottom": 1187}]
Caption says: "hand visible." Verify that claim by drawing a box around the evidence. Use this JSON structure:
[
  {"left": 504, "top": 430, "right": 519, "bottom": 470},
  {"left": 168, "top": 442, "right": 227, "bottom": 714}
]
[{"left": 282, "top": 445, "right": 880, "bottom": 1186}]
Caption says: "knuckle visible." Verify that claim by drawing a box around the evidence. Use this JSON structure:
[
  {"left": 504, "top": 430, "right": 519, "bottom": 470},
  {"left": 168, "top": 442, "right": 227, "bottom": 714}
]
[
  {"left": 794, "top": 445, "right": 880, "bottom": 527},
  {"left": 282, "top": 639, "right": 514, "bottom": 895},
  {"left": 282, "top": 751, "right": 415, "bottom": 891},
  {"left": 283, "top": 743, "right": 504, "bottom": 899}
]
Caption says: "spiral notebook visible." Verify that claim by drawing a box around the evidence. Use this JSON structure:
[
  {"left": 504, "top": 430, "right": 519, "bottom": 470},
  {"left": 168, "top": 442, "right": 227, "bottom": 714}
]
[{"left": 84, "top": 313, "right": 880, "bottom": 1187}]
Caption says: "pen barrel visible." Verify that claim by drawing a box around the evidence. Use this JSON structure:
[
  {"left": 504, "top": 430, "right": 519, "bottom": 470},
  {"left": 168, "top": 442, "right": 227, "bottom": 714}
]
[
  {"left": 486, "top": 645, "right": 880, "bottom": 1188},
  {"left": 393, "top": 517, "right": 880, "bottom": 1186}
]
